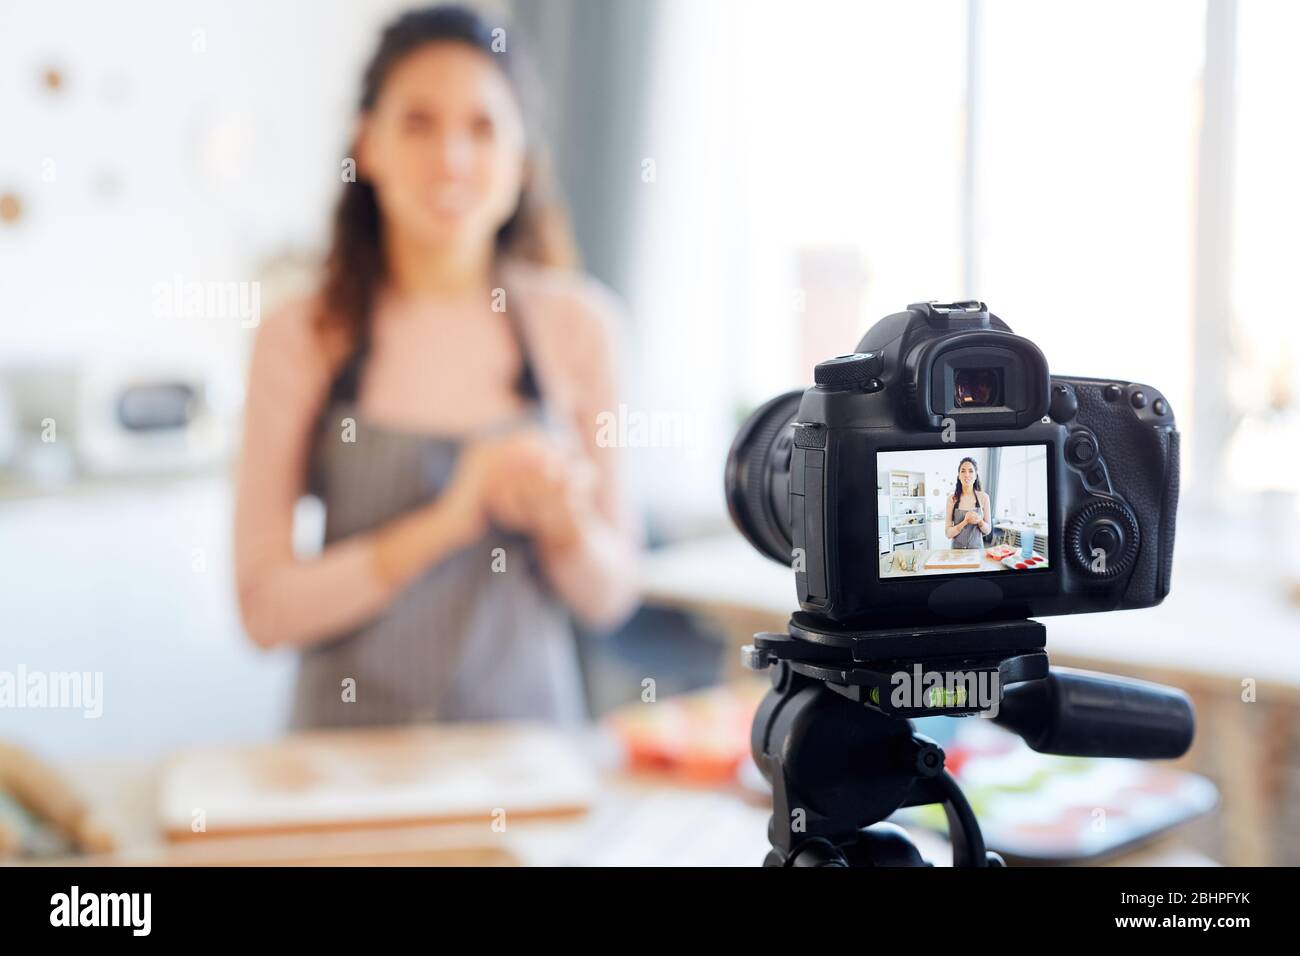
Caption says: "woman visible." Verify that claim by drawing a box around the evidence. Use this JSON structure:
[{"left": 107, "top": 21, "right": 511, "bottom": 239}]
[
  {"left": 944, "top": 457, "right": 992, "bottom": 549},
  {"left": 233, "top": 5, "right": 640, "bottom": 729}
]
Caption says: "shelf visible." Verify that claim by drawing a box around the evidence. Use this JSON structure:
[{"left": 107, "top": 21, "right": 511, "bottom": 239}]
[{"left": 883, "top": 469, "right": 928, "bottom": 554}]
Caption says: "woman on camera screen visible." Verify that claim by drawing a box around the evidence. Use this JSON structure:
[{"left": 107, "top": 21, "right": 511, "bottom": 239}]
[
  {"left": 232, "top": 5, "right": 640, "bottom": 729},
  {"left": 945, "top": 457, "right": 992, "bottom": 549}
]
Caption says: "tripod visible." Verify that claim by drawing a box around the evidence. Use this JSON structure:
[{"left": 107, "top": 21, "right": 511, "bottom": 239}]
[{"left": 744, "top": 613, "right": 1196, "bottom": 867}]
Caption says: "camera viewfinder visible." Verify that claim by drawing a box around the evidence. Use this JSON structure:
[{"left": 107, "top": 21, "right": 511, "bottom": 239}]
[{"left": 953, "top": 367, "right": 1005, "bottom": 407}]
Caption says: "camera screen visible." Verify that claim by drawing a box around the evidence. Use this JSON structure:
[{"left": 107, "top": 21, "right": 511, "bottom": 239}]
[
  {"left": 953, "top": 367, "right": 1004, "bottom": 407},
  {"left": 876, "top": 444, "right": 1050, "bottom": 580}
]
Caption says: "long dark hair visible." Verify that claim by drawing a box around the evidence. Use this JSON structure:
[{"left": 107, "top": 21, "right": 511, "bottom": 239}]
[
  {"left": 317, "top": 4, "right": 578, "bottom": 348},
  {"left": 951, "top": 456, "right": 982, "bottom": 520}
]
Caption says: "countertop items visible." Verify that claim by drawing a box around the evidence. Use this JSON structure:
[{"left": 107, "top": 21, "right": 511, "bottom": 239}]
[
  {"left": 157, "top": 723, "right": 598, "bottom": 842},
  {"left": 0, "top": 741, "right": 114, "bottom": 859}
]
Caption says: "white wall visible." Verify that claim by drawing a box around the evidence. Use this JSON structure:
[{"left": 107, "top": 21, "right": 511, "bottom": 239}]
[
  {"left": 1, "top": 0, "right": 412, "bottom": 368},
  {"left": 995, "top": 444, "right": 1049, "bottom": 526}
]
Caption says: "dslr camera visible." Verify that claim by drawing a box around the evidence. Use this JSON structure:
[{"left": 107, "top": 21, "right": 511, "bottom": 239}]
[
  {"left": 726, "top": 300, "right": 1180, "bottom": 627},
  {"left": 728, "top": 301, "right": 1191, "bottom": 867}
]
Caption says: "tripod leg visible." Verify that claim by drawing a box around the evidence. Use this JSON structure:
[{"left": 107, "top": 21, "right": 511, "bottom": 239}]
[{"left": 935, "top": 771, "right": 1002, "bottom": 867}]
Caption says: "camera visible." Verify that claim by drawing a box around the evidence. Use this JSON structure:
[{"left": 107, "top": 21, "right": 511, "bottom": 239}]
[
  {"left": 726, "top": 301, "right": 1180, "bottom": 627},
  {"left": 729, "top": 301, "right": 1192, "bottom": 867}
]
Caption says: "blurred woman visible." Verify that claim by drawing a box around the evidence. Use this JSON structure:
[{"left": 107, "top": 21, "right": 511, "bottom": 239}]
[{"left": 234, "top": 5, "right": 640, "bottom": 728}]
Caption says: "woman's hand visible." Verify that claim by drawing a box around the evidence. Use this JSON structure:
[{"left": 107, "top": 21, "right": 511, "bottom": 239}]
[
  {"left": 454, "top": 428, "right": 596, "bottom": 551},
  {"left": 435, "top": 435, "right": 507, "bottom": 537},
  {"left": 369, "top": 429, "right": 589, "bottom": 596},
  {"left": 503, "top": 459, "right": 596, "bottom": 553}
]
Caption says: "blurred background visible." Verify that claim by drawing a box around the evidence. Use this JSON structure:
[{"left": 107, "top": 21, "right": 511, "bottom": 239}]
[{"left": 2, "top": 0, "right": 1298, "bottom": 866}]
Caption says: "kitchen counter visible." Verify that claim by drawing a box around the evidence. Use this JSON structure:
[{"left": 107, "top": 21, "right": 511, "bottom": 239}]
[
  {"left": 31, "top": 737, "right": 776, "bottom": 867},
  {"left": 880, "top": 548, "right": 1045, "bottom": 577},
  {"left": 27, "top": 734, "right": 1211, "bottom": 868}
]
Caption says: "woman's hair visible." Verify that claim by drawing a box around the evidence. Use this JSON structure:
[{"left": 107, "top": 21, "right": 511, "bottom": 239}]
[
  {"left": 317, "top": 4, "right": 579, "bottom": 346},
  {"left": 951, "top": 456, "right": 982, "bottom": 521}
]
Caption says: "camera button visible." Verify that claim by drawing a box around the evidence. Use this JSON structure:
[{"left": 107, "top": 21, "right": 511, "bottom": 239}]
[
  {"left": 1130, "top": 390, "right": 1148, "bottom": 409},
  {"left": 1085, "top": 463, "right": 1110, "bottom": 491},
  {"left": 1067, "top": 432, "right": 1098, "bottom": 466},
  {"left": 1067, "top": 499, "right": 1140, "bottom": 579},
  {"left": 1153, "top": 398, "right": 1168, "bottom": 416},
  {"left": 1090, "top": 524, "right": 1120, "bottom": 554},
  {"left": 814, "top": 352, "right": 883, "bottom": 389},
  {"left": 1104, "top": 384, "right": 1123, "bottom": 402},
  {"left": 1050, "top": 383, "right": 1078, "bottom": 422}
]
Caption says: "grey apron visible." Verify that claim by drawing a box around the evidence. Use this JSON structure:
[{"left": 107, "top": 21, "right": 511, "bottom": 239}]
[
  {"left": 286, "top": 299, "right": 587, "bottom": 730},
  {"left": 951, "top": 502, "right": 985, "bottom": 550}
]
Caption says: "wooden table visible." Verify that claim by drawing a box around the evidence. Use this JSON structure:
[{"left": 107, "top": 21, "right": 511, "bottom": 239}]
[
  {"left": 880, "top": 547, "right": 1033, "bottom": 577},
  {"left": 32, "top": 738, "right": 1213, "bottom": 868},
  {"left": 35, "top": 750, "right": 776, "bottom": 867}
]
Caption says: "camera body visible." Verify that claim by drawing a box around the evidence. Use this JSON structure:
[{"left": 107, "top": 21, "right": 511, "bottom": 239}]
[{"left": 726, "top": 301, "right": 1180, "bottom": 627}]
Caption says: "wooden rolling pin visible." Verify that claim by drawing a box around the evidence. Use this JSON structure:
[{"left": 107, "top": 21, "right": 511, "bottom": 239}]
[{"left": 0, "top": 741, "right": 114, "bottom": 857}]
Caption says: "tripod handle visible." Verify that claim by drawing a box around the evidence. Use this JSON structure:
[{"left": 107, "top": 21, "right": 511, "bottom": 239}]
[{"left": 993, "top": 667, "right": 1194, "bottom": 759}]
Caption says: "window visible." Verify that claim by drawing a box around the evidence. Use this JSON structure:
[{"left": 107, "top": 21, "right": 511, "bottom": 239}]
[
  {"left": 1225, "top": 0, "right": 1300, "bottom": 493},
  {"left": 626, "top": 0, "right": 1282, "bottom": 526},
  {"left": 975, "top": 0, "right": 1204, "bottom": 427}
]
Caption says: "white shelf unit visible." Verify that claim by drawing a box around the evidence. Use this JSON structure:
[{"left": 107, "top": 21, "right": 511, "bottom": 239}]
[{"left": 882, "top": 469, "right": 928, "bottom": 555}]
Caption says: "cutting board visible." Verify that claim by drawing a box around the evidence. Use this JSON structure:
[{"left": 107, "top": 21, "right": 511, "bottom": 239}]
[
  {"left": 159, "top": 722, "right": 598, "bottom": 842},
  {"left": 923, "top": 548, "right": 982, "bottom": 570}
]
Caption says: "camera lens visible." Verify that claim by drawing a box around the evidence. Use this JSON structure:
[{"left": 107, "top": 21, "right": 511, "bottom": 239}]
[
  {"left": 725, "top": 389, "right": 802, "bottom": 566},
  {"left": 953, "top": 367, "right": 1004, "bottom": 407}
]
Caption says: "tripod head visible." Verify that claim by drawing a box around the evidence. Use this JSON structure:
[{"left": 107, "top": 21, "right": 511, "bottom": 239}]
[{"left": 744, "top": 615, "right": 1196, "bottom": 867}]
